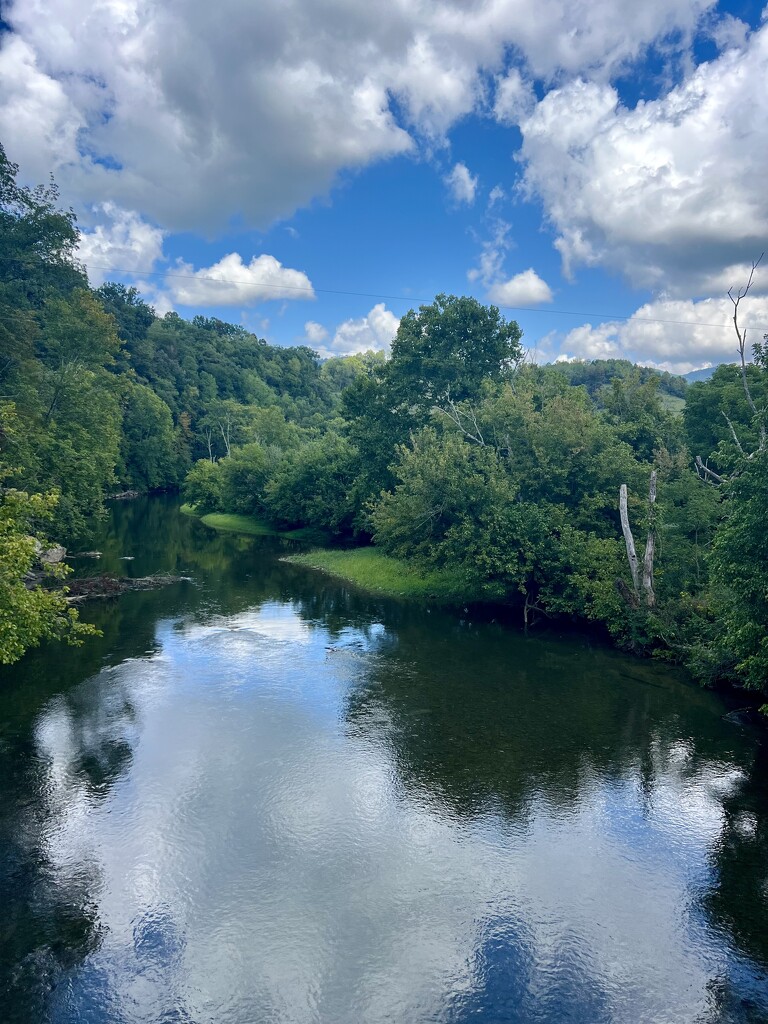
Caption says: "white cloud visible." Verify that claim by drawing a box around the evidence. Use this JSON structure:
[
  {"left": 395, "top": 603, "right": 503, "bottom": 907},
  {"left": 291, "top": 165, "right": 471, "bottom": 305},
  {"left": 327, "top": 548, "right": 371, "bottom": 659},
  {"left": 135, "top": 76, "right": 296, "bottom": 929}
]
[
  {"left": 320, "top": 303, "right": 399, "bottom": 358},
  {"left": 77, "top": 203, "right": 165, "bottom": 287},
  {"left": 557, "top": 293, "right": 768, "bottom": 374},
  {"left": 0, "top": 0, "right": 717, "bottom": 233},
  {"left": 519, "top": 22, "right": 768, "bottom": 294},
  {"left": 445, "top": 162, "right": 478, "bottom": 205},
  {"left": 304, "top": 320, "right": 329, "bottom": 344},
  {"left": 488, "top": 185, "right": 505, "bottom": 208},
  {"left": 167, "top": 253, "right": 315, "bottom": 307},
  {"left": 468, "top": 222, "right": 553, "bottom": 307},
  {"left": 467, "top": 219, "right": 512, "bottom": 286},
  {"left": 493, "top": 68, "right": 535, "bottom": 125},
  {"left": 487, "top": 268, "right": 554, "bottom": 307}
]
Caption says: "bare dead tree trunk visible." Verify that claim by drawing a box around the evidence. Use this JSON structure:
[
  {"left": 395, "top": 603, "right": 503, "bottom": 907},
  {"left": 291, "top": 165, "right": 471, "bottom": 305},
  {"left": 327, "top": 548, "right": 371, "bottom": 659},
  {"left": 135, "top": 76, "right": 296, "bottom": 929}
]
[
  {"left": 695, "top": 255, "right": 765, "bottom": 478},
  {"left": 619, "top": 484, "right": 640, "bottom": 598},
  {"left": 729, "top": 253, "right": 766, "bottom": 453},
  {"left": 219, "top": 413, "right": 232, "bottom": 457},
  {"left": 641, "top": 470, "right": 657, "bottom": 608},
  {"left": 695, "top": 455, "right": 724, "bottom": 484},
  {"left": 204, "top": 427, "right": 215, "bottom": 462},
  {"left": 438, "top": 389, "right": 486, "bottom": 445},
  {"left": 619, "top": 471, "right": 657, "bottom": 608}
]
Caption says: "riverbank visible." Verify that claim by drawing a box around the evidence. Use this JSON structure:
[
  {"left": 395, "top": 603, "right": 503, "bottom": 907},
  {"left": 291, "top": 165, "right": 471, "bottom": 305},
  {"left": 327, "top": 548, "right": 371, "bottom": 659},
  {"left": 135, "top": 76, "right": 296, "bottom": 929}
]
[
  {"left": 180, "top": 504, "right": 324, "bottom": 542},
  {"left": 284, "top": 547, "right": 480, "bottom": 603}
]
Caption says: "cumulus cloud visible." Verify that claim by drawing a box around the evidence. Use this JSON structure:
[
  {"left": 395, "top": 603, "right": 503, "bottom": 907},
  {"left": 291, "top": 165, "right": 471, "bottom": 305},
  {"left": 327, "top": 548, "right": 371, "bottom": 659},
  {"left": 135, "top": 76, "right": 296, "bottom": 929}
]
[
  {"left": 468, "top": 221, "right": 553, "bottom": 308},
  {"left": 0, "top": 0, "right": 717, "bottom": 233},
  {"left": 487, "top": 269, "right": 554, "bottom": 307},
  {"left": 304, "top": 321, "right": 329, "bottom": 344},
  {"left": 519, "top": 21, "right": 768, "bottom": 294},
  {"left": 167, "top": 254, "right": 314, "bottom": 307},
  {"left": 77, "top": 204, "right": 165, "bottom": 287},
  {"left": 557, "top": 293, "right": 768, "bottom": 374},
  {"left": 445, "top": 162, "right": 478, "bottom": 205},
  {"left": 319, "top": 303, "right": 399, "bottom": 358},
  {"left": 493, "top": 68, "right": 535, "bottom": 125}
]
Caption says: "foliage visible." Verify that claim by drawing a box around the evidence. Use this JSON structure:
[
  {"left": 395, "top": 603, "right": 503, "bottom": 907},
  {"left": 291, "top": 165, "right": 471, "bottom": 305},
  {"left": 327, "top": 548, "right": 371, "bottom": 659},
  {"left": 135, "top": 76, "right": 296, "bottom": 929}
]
[
  {"left": 118, "top": 379, "right": 185, "bottom": 491},
  {"left": 705, "top": 451, "right": 768, "bottom": 689},
  {"left": 265, "top": 433, "right": 357, "bottom": 534},
  {"left": 684, "top": 364, "right": 768, "bottom": 472},
  {"left": 182, "top": 459, "right": 224, "bottom": 514},
  {"left": 0, "top": 446, "right": 98, "bottom": 664},
  {"left": 387, "top": 293, "right": 523, "bottom": 411}
]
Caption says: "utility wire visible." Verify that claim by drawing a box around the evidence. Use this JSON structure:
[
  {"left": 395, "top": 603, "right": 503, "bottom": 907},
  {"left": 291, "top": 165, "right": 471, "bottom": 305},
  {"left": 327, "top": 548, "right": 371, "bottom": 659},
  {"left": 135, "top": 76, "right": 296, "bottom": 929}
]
[{"left": 2, "top": 252, "right": 768, "bottom": 333}]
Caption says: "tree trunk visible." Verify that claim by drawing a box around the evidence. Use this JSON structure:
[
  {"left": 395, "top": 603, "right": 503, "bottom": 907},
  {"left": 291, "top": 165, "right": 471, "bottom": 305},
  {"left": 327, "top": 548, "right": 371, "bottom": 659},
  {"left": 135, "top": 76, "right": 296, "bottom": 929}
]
[
  {"left": 619, "top": 483, "right": 640, "bottom": 598},
  {"left": 641, "top": 470, "right": 657, "bottom": 608},
  {"left": 619, "top": 471, "right": 656, "bottom": 608}
]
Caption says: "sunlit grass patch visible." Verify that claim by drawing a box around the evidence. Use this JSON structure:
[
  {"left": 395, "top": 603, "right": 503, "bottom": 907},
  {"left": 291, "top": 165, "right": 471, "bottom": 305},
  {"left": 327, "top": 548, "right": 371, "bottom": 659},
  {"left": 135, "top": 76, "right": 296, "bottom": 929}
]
[
  {"left": 284, "top": 547, "right": 479, "bottom": 603},
  {"left": 199, "top": 512, "right": 279, "bottom": 536},
  {"left": 181, "top": 504, "right": 326, "bottom": 542}
]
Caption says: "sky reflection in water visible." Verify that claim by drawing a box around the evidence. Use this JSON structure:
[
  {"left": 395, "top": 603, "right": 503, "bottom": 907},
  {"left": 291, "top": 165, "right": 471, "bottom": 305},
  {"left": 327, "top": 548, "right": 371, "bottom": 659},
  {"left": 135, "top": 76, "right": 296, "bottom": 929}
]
[{"left": 3, "top": 500, "right": 768, "bottom": 1024}]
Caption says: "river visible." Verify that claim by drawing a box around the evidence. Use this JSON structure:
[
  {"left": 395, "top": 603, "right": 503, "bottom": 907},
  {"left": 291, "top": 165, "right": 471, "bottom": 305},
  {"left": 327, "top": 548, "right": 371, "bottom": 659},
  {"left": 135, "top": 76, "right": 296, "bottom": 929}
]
[{"left": 2, "top": 496, "right": 768, "bottom": 1023}]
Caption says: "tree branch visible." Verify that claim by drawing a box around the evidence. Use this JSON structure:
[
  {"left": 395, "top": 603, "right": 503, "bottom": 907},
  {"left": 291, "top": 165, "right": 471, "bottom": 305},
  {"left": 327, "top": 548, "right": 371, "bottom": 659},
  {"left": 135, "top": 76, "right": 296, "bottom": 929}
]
[
  {"left": 729, "top": 252, "right": 766, "bottom": 451},
  {"left": 695, "top": 455, "right": 724, "bottom": 484}
]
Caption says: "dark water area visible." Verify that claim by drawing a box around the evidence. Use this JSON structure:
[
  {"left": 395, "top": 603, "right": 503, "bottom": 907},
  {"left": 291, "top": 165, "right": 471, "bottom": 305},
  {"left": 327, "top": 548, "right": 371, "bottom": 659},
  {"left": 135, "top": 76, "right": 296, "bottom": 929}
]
[{"left": 2, "top": 495, "right": 768, "bottom": 1023}]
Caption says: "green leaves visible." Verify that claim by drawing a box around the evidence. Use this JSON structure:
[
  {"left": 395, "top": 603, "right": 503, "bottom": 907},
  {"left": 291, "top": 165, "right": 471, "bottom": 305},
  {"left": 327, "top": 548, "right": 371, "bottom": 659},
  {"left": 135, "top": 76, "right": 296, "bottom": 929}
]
[
  {"left": 0, "top": 478, "right": 98, "bottom": 665},
  {"left": 388, "top": 293, "right": 523, "bottom": 411},
  {"left": 707, "top": 451, "right": 768, "bottom": 689}
]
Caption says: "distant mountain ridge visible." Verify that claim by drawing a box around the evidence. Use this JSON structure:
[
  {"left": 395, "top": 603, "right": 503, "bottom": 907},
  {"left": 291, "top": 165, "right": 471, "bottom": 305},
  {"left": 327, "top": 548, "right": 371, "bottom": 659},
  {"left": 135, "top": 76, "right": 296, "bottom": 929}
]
[{"left": 683, "top": 365, "right": 730, "bottom": 383}]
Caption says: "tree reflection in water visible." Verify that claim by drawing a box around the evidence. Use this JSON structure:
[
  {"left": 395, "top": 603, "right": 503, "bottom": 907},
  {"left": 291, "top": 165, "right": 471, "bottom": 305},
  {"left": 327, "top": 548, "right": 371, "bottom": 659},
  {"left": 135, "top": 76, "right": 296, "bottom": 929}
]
[{"left": 0, "top": 496, "right": 767, "bottom": 1023}]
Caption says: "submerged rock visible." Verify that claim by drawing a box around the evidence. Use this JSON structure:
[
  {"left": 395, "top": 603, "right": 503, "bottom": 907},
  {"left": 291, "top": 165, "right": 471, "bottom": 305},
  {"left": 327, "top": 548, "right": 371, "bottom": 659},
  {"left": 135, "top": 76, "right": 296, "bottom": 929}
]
[{"left": 65, "top": 574, "right": 191, "bottom": 603}]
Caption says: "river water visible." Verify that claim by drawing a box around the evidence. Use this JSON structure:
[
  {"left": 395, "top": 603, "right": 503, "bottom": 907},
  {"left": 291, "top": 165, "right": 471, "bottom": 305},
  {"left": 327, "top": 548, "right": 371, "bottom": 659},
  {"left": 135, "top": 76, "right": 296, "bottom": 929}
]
[{"left": 2, "top": 496, "right": 768, "bottom": 1023}]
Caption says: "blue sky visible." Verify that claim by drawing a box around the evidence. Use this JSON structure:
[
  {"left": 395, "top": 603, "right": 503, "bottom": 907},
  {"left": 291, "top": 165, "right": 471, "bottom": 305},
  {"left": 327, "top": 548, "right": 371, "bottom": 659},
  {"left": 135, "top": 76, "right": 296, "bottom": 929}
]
[{"left": 1, "top": 0, "right": 767, "bottom": 372}]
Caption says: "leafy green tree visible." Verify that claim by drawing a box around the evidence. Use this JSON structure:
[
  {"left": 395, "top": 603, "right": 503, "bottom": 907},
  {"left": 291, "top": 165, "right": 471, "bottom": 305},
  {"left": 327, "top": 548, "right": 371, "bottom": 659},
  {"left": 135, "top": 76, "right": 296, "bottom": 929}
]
[
  {"left": 265, "top": 433, "right": 357, "bottom": 533},
  {"left": 118, "top": 380, "right": 181, "bottom": 491},
  {"left": 602, "top": 370, "right": 684, "bottom": 462},
  {"left": 705, "top": 449, "right": 768, "bottom": 690},
  {"left": 182, "top": 459, "right": 224, "bottom": 513},
  {"left": 217, "top": 443, "right": 276, "bottom": 516},
  {"left": 0, "top": 404, "right": 97, "bottom": 663},
  {"left": 0, "top": 487, "right": 94, "bottom": 663},
  {"left": 96, "top": 282, "right": 155, "bottom": 341},
  {"left": 387, "top": 293, "right": 522, "bottom": 411},
  {"left": 0, "top": 142, "right": 86, "bottom": 306}
]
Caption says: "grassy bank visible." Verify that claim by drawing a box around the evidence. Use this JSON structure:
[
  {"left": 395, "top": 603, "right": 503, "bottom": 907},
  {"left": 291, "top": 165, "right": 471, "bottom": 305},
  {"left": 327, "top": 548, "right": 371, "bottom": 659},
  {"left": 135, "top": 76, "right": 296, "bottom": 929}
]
[
  {"left": 284, "top": 547, "right": 480, "bottom": 603},
  {"left": 180, "top": 504, "right": 322, "bottom": 541}
]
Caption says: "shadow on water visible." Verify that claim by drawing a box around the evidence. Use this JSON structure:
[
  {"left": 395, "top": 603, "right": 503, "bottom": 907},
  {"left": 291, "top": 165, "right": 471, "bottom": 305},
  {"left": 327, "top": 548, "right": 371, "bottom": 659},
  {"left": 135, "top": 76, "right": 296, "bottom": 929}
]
[{"left": 1, "top": 496, "right": 767, "bottom": 1022}]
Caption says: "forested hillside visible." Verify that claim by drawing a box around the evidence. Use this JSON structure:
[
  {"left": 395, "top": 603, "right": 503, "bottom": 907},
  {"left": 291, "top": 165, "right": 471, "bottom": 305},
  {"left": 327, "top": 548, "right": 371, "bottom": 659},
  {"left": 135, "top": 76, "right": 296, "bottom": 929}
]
[{"left": 2, "top": 147, "right": 767, "bottom": 705}]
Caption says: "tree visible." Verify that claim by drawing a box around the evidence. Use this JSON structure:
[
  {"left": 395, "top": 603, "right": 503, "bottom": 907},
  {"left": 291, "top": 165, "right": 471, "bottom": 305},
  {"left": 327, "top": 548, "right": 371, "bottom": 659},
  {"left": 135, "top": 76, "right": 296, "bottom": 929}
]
[
  {"left": 692, "top": 255, "right": 767, "bottom": 483},
  {"left": 707, "top": 450, "right": 768, "bottom": 689},
  {"left": 265, "top": 433, "right": 357, "bottom": 533},
  {"left": 95, "top": 282, "right": 156, "bottom": 358},
  {"left": 683, "top": 258, "right": 768, "bottom": 694},
  {"left": 0, "top": 404, "right": 97, "bottom": 663},
  {"left": 118, "top": 380, "right": 181, "bottom": 491},
  {"left": 387, "top": 294, "right": 523, "bottom": 411}
]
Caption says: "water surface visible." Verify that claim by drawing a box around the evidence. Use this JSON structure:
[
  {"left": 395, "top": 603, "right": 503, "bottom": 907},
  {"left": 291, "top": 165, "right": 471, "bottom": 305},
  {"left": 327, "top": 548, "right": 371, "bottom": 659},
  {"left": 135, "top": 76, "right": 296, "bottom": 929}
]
[{"left": 2, "top": 496, "right": 768, "bottom": 1023}]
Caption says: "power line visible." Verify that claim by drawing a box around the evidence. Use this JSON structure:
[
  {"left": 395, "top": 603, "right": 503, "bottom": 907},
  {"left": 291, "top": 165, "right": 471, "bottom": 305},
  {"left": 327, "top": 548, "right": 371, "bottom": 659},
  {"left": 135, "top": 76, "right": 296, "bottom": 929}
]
[
  {"left": 77, "top": 261, "right": 768, "bottom": 333},
  {"left": 2, "top": 252, "right": 768, "bottom": 333}
]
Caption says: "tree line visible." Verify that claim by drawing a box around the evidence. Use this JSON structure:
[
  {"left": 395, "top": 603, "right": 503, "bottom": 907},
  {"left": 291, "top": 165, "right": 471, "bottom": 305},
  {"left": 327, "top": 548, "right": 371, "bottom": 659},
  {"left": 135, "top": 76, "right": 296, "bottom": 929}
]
[{"left": 2, "top": 143, "right": 766, "bottom": 704}]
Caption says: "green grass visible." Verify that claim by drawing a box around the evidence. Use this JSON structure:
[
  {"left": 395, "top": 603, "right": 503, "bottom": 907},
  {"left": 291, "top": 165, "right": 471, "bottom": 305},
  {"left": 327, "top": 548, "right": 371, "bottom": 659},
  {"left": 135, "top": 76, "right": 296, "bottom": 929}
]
[
  {"left": 660, "top": 393, "right": 686, "bottom": 415},
  {"left": 284, "top": 547, "right": 479, "bottom": 603},
  {"left": 181, "top": 504, "right": 327, "bottom": 542},
  {"left": 199, "top": 512, "right": 281, "bottom": 536}
]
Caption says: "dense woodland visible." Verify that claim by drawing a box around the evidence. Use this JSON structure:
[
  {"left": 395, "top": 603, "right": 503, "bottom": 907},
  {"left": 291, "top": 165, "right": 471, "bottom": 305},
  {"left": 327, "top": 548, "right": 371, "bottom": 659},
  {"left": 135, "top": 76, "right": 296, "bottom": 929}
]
[{"left": 2, "top": 146, "right": 767, "bottom": 702}]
